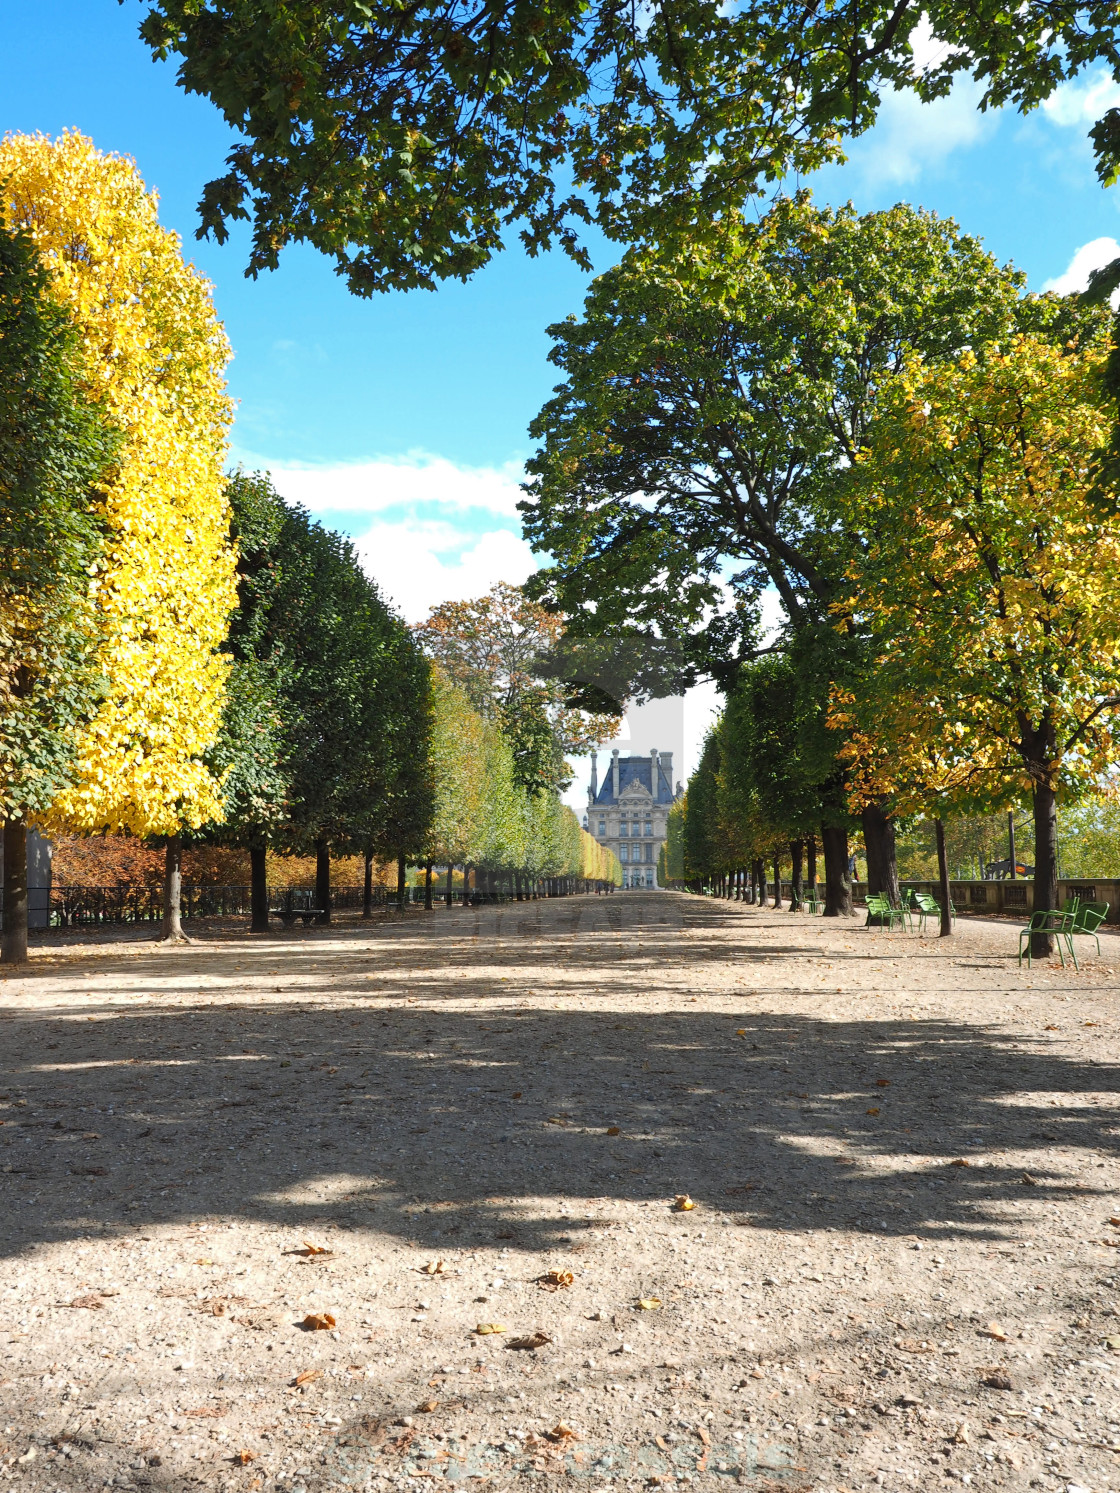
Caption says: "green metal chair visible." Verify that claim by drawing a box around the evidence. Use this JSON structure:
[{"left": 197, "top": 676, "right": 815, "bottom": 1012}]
[
  {"left": 912, "top": 891, "right": 950, "bottom": 934},
  {"left": 1070, "top": 901, "right": 1109, "bottom": 957},
  {"left": 1018, "top": 910, "right": 1077, "bottom": 970},
  {"left": 865, "top": 893, "right": 905, "bottom": 930},
  {"left": 804, "top": 886, "right": 823, "bottom": 915}
]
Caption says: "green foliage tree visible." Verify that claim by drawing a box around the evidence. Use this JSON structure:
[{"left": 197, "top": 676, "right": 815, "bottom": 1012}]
[
  {"left": 0, "top": 226, "right": 118, "bottom": 963},
  {"left": 139, "top": 0, "right": 1120, "bottom": 293}
]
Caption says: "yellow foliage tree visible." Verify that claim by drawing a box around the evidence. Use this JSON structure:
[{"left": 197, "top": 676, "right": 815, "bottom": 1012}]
[
  {"left": 0, "top": 131, "right": 236, "bottom": 841},
  {"left": 833, "top": 333, "right": 1120, "bottom": 949}
]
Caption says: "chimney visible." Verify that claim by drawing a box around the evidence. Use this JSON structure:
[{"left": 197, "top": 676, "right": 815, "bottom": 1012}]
[
  {"left": 588, "top": 750, "right": 598, "bottom": 806},
  {"left": 659, "top": 751, "right": 672, "bottom": 795},
  {"left": 611, "top": 748, "right": 620, "bottom": 800},
  {"left": 650, "top": 748, "right": 659, "bottom": 795}
]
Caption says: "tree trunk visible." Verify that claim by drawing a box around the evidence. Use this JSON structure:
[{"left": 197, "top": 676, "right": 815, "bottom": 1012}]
[
  {"left": 1031, "top": 780, "right": 1059, "bottom": 957},
  {"left": 424, "top": 860, "right": 433, "bottom": 910},
  {"left": 250, "top": 843, "right": 269, "bottom": 933},
  {"left": 790, "top": 841, "right": 803, "bottom": 910},
  {"left": 160, "top": 834, "right": 186, "bottom": 941},
  {"left": 861, "top": 802, "right": 901, "bottom": 904},
  {"left": 821, "top": 825, "right": 853, "bottom": 917},
  {"left": 934, "top": 816, "right": 953, "bottom": 939},
  {"left": 1, "top": 820, "right": 29, "bottom": 965},
  {"left": 316, "top": 837, "right": 332, "bottom": 924},
  {"left": 363, "top": 848, "right": 374, "bottom": 918},
  {"left": 806, "top": 835, "right": 818, "bottom": 889},
  {"left": 772, "top": 857, "right": 782, "bottom": 909},
  {"left": 396, "top": 853, "right": 406, "bottom": 912},
  {"left": 446, "top": 864, "right": 453, "bottom": 907},
  {"left": 754, "top": 857, "right": 767, "bottom": 907}
]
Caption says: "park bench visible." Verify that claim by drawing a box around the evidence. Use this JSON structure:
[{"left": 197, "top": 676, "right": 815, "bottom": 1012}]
[
  {"left": 1018, "top": 909, "right": 1077, "bottom": 970},
  {"left": 270, "top": 889, "right": 328, "bottom": 926}
]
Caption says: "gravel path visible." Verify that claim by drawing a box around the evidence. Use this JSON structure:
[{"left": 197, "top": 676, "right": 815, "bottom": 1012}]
[{"left": 2, "top": 890, "right": 1120, "bottom": 1493}]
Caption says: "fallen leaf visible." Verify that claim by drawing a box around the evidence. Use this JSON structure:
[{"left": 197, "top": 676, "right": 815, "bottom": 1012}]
[
  {"left": 511, "top": 1091, "right": 522, "bottom": 1099},
  {"left": 948, "top": 1158, "right": 971, "bottom": 1168},
  {"left": 1020, "top": 1173, "right": 1038, "bottom": 1186},
  {"left": 185, "top": 1405, "right": 226, "bottom": 1419},
  {"left": 301, "top": 1313, "right": 336, "bottom": 1332},
  {"left": 235, "top": 1450, "right": 257, "bottom": 1465},
  {"left": 421, "top": 1260, "right": 444, "bottom": 1275},
  {"left": 538, "top": 1270, "right": 574, "bottom": 1291},
  {"left": 865, "top": 1107, "right": 880, "bottom": 1116},
  {"left": 673, "top": 1194, "right": 696, "bottom": 1212},
  {"left": 506, "top": 1332, "right": 552, "bottom": 1351},
  {"left": 1109, "top": 1217, "right": 1120, "bottom": 1228},
  {"left": 546, "top": 1423, "right": 578, "bottom": 1442},
  {"left": 68, "top": 1294, "right": 104, "bottom": 1310},
  {"left": 875, "top": 1079, "right": 891, "bottom": 1087},
  {"left": 735, "top": 1029, "right": 747, "bottom": 1037},
  {"left": 1105, "top": 1335, "right": 1120, "bottom": 1352},
  {"left": 302, "top": 1242, "right": 333, "bottom": 1257},
  {"left": 474, "top": 1323, "right": 505, "bottom": 1335},
  {"left": 195, "top": 1258, "right": 213, "bottom": 1265},
  {"left": 638, "top": 1297, "right": 662, "bottom": 1311},
  {"left": 416, "top": 1400, "right": 438, "bottom": 1414},
  {"left": 951, "top": 1422, "right": 971, "bottom": 1446},
  {"left": 1044, "top": 1024, "right": 1059, "bottom": 1031},
  {"left": 292, "top": 1370, "right": 322, "bottom": 1387},
  {"left": 605, "top": 1126, "right": 621, "bottom": 1136},
  {"left": 979, "top": 1322, "right": 1008, "bottom": 1342},
  {"left": 981, "top": 1372, "right": 1014, "bottom": 1390}
]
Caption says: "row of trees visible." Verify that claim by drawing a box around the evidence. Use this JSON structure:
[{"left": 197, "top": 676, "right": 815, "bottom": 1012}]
[
  {"left": 522, "top": 196, "right": 1120, "bottom": 952},
  {"left": 0, "top": 134, "right": 617, "bottom": 962}
]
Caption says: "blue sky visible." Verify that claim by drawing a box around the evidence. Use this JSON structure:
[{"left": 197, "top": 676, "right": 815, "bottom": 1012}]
[{"left": 5, "top": 2, "right": 1120, "bottom": 785}]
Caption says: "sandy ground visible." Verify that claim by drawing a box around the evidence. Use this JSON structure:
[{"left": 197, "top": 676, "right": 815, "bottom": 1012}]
[{"left": 2, "top": 891, "right": 1120, "bottom": 1493}]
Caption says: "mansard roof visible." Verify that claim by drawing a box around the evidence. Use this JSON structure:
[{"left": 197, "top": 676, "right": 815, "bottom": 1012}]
[{"left": 593, "top": 754, "right": 676, "bottom": 807}]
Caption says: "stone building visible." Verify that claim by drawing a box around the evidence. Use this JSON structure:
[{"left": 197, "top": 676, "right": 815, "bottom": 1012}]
[{"left": 584, "top": 748, "right": 682, "bottom": 889}]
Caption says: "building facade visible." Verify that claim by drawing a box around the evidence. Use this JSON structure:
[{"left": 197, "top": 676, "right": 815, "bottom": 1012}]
[{"left": 584, "top": 748, "right": 682, "bottom": 889}]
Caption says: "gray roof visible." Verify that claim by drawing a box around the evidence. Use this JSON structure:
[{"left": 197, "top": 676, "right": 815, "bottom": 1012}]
[{"left": 593, "top": 755, "right": 676, "bottom": 807}]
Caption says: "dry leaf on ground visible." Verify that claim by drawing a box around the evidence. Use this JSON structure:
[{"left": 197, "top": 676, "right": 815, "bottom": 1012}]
[
  {"left": 538, "top": 1270, "right": 573, "bottom": 1291},
  {"left": 546, "top": 1422, "right": 578, "bottom": 1441},
  {"left": 506, "top": 1332, "right": 552, "bottom": 1351},
  {"left": 68, "top": 1294, "right": 104, "bottom": 1310},
  {"left": 301, "top": 1242, "right": 334, "bottom": 1257},
  {"left": 235, "top": 1450, "right": 257, "bottom": 1465},
  {"left": 185, "top": 1405, "right": 226, "bottom": 1419},
  {"left": 301, "top": 1312, "right": 336, "bottom": 1331},
  {"left": 421, "top": 1259, "right": 444, "bottom": 1275},
  {"left": 673, "top": 1195, "right": 696, "bottom": 1211},
  {"left": 638, "top": 1297, "right": 662, "bottom": 1310},
  {"left": 605, "top": 1126, "right": 621, "bottom": 1136},
  {"left": 979, "top": 1322, "right": 1008, "bottom": 1342},
  {"left": 865, "top": 1107, "right": 880, "bottom": 1116},
  {"left": 292, "top": 1370, "right": 322, "bottom": 1387},
  {"left": 474, "top": 1323, "right": 505, "bottom": 1335},
  {"left": 948, "top": 1158, "right": 971, "bottom": 1168}
]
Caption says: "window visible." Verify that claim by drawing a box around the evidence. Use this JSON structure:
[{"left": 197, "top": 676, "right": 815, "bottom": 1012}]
[
  {"left": 645, "top": 842, "right": 653, "bottom": 863},
  {"left": 598, "top": 819, "right": 606, "bottom": 837},
  {"left": 619, "top": 844, "right": 628, "bottom": 863},
  {"left": 644, "top": 820, "right": 652, "bottom": 837}
]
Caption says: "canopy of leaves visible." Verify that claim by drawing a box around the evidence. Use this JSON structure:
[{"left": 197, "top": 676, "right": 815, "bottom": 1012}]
[
  {"left": 0, "top": 225, "right": 118, "bottom": 819},
  {"left": 417, "top": 581, "right": 617, "bottom": 795},
  {"left": 522, "top": 195, "right": 1027, "bottom": 682},
  {"left": 834, "top": 332, "right": 1120, "bottom": 812},
  {"left": 0, "top": 132, "right": 238, "bottom": 836},
  {"left": 139, "top": 0, "right": 1120, "bottom": 292}
]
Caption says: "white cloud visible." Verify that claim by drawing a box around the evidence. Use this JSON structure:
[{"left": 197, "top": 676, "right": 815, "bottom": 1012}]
[
  {"left": 353, "top": 521, "right": 537, "bottom": 624},
  {"left": 1042, "top": 236, "right": 1120, "bottom": 301},
  {"left": 1042, "top": 69, "right": 1120, "bottom": 129},
  {"left": 244, "top": 450, "right": 525, "bottom": 521},
  {"left": 841, "top": 76, "right": 995, "bottom": 185}
]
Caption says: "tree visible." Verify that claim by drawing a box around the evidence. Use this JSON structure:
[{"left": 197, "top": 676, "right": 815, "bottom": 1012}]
[
  {"left": 0, "top": 132, "right": 238, "bottom": 944},
  {"left": 835, "top": 332, "right": 1120, "bottom": 954},
  {"left": 417, "top": 582, "right": 618, "bottom": 796},
  {"left": 198, "top": 471, "right": 296, "bottom": 932},
  {"left": 139, "top": 0, "right": 1120, "bottom": 293},
  {"left": 523, "top": 197, "right": 1023, "bottom": 659},
  {"left": 0, "top": 226, "right": 120, "bottom": 963}
]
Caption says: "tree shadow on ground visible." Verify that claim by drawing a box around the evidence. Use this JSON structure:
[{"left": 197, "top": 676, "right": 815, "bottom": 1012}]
[{"left": 2, "top": 892, "right": 1115, "bottom": 1261}]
